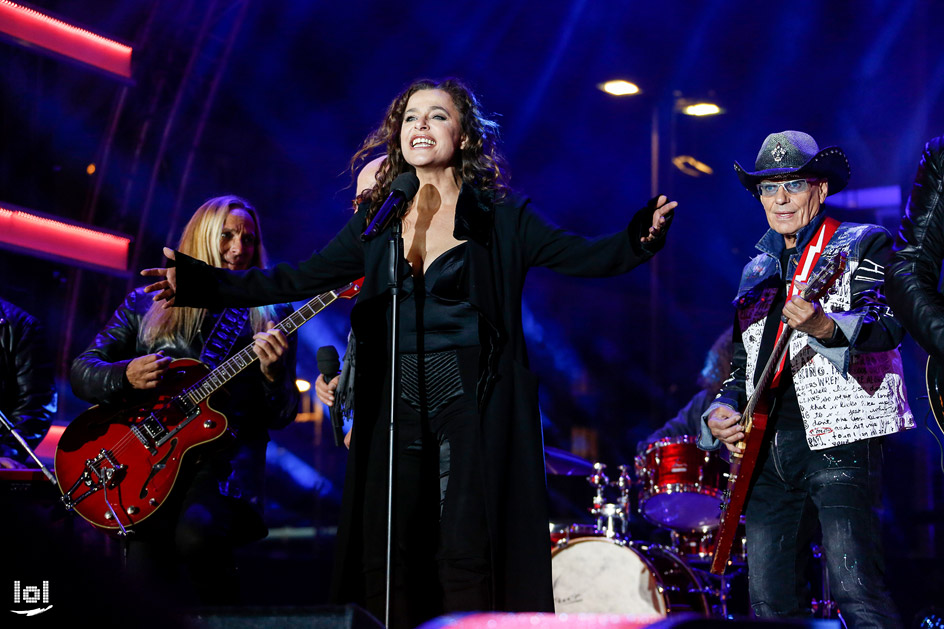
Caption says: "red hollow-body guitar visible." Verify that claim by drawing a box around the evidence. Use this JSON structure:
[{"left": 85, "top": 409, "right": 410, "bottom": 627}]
[
  {"left": 710, "top": 254, "right": 846, "bottom": 575},
  {"left": 56, "top": 279, "right": 362, "bottom": 534}
]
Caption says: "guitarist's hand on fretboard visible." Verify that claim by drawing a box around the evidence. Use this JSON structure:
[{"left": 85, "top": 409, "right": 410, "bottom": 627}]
[
  {"left": 782, "top": 281, "right": 837, "bottom": 340},
  {"left": 707, "top": 406, "right": 744, "bottom": 453},
  {"left": 254, "top": 321, "right": 290, "bottom": 383}
]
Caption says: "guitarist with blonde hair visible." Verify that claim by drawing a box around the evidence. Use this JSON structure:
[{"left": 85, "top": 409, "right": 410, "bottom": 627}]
[
  {"left": 702, "top": 132, "right": 912, "bottom": 628},
  {"left": 70, "top": 196, "right": 298, "bottom": 604}
]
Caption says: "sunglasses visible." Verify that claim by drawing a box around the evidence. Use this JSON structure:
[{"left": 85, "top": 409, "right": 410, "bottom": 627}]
[{"left": 756, "top": 179, "right": 818, "bottom": 197}]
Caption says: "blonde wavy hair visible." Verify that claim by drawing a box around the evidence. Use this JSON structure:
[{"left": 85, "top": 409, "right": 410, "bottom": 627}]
[{"left": 141, "top": 196, "right": 278, "bottom": 346}]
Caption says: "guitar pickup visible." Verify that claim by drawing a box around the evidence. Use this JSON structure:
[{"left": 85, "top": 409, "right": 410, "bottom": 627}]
[
  {"left": 131, "top": 414, "right": 167, "bottom": 454},
  {"left": 172, "top": 396, "right": 200, "bottom": 419}
]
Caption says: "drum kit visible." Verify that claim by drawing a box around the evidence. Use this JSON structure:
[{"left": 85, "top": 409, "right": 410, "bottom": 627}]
[{"left": 547, "top": 436, "right": 745, "bottom": 618}]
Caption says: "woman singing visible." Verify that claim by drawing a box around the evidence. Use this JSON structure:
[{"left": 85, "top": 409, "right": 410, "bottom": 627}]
[{"left": 143, "top": 78, "right": 676, "bottom": 626}]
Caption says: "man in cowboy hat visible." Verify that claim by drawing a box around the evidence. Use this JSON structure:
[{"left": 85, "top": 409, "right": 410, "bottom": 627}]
[{"left": 700, "top": 131, "right": 912, "bottom": 628}]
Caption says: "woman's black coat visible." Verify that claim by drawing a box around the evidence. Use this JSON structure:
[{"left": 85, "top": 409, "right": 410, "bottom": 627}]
[{"left": 174, "top": 185, "right": 668, "bottom": 611}]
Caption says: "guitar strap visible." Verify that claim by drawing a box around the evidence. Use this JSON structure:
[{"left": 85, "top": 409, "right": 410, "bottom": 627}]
[
  {"left": 200, "top": 308, "right": 251, "bottom": 370},
  {"left": 770, "top": 216, "right": 841, "bottom": 388}
]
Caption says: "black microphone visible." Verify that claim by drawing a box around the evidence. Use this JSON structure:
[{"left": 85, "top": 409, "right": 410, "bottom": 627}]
[
  {"left": 316, "top": 346, "right": 341, "bottom": 383},
  {"left": 316, "top": 345, "right": 344, "bottom": 446},
  {"left": 361, "top": 172, "right": 420, "bottom": 241}
]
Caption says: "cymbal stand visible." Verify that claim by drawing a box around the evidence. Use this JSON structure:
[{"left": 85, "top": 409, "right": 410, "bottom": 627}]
[
  {"left": 588, "top": 463, "right": 609, "bottom": 534},
  {"left": 615, "top": 465, "right": 633, "bottom": 537},
  {"left": 811, "top": 543, "right": 841, "bottom": 621}
]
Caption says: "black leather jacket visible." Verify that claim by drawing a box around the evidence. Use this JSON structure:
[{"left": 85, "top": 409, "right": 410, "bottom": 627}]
[
  {"left": 886, "top": 136, "right": 944, "bottom": 362},
  {"left": 0, "top": 298, "right": 55, "bottom": 463},
  {"left": 70, "top": 288, "right": 298, "bottom": 510}
]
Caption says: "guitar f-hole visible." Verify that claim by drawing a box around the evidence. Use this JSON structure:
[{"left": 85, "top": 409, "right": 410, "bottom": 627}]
[{"left": 139, "top": 438, "right": 178, "bottom": 499}]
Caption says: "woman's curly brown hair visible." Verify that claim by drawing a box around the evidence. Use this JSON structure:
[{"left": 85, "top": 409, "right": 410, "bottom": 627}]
[{"left": 350, "top": 78, "right": 511, "bottom": 219}]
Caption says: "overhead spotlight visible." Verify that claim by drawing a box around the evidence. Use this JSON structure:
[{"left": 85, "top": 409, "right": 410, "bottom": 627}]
[
  {"left": 86, "top": 163, "right": 96, "bottom": 175},
  {"left": 680, "top": 102, "right": 722, "bottom": 116},
  {"left": 598, "top": 80, "right": 640, "bottom": 96},
  {"left": 295, "top": 379, "right": 311, "bottom": 393},
  {"left": 672, "top": 155, "right": 714, "bottom": 177}
]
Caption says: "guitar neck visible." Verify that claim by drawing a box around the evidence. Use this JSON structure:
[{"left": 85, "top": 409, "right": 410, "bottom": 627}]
[
  {"left": 182, "top": 290, "right": 341, "bottom": 405},
  {"left": 743, "top": 326, "right": 794, "bottom": 422}
]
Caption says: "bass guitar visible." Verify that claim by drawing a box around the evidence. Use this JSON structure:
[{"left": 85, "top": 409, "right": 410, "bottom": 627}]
[
  {"left": 56, "top": 279, "right": 362, "bottom": 534},
  {"left": 710, "top": 254, "right": 846, "bottom": 575}
]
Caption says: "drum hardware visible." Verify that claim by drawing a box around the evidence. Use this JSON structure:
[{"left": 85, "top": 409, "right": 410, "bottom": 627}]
[
  {"left": 548, "top": 522, "right": 605, "bottom": 548},
  {"left": 669, "top": 519, "right": 747, "bottom": 565},
  {"left": 587, "top": 462, "right": 633, "bottom": 537},
  {"left": 588, "top": 462, "right": 608, "bottom": 513},
  {"left": 810, "top": 543, "right": 840, "bottom": 619},
  {"left": 692, "top": 567, "right": 744, "bottom": 618},
  {"left": 616, "top": 464, "right": 632, "bottom": 536}
]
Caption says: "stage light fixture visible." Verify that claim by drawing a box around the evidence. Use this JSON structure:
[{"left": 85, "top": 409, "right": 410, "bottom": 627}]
[
  {"left": 680, "top": 102, "right": 722, "bottom": 116},
  {"left": 296, "top": 379, "right": 312, "bottom": 393},
  {"left": 0, "top": 0, "right": 132, "bottom": 79},
  {"left": 598, "top": 80, "right": 640, "bottom": 96},
  {"left": 672, "top": 155, "right": 714, "bottom": 177}
]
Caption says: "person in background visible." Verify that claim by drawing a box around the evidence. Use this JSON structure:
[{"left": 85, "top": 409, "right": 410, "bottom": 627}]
[
  {"left": 0, "top": 297, "right": 55, "bottom": 469},
  {"left": 71, "top": 196, "right": 298, "bottom": 604},
  {"left": 886, "top": 136, "right": 944, "bottom": 364}
]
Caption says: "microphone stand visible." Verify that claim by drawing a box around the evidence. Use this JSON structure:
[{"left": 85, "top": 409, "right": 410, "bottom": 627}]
[
  {"left": 384, "top": 217, "right": 404, "bottom": 628},
  {"left": 0, "top": 409, "right": 57, "bottom": 485}
]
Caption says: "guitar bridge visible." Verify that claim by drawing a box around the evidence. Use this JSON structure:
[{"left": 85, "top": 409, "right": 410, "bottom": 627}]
[{"left": 60, "top": 449, "right": 125, "bottom": 510}]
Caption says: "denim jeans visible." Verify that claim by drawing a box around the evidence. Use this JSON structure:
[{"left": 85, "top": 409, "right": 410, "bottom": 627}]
[{"left": 743, "top": 429, "right": 901, "bottom": 629}]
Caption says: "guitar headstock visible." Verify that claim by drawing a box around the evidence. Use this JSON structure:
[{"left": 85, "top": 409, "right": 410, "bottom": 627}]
[
  {"left": 800, "top": 252, "right": 847, "bottom": 302},
  {"left": 337, "top": 278, "right": 364, "bottom": 300}
]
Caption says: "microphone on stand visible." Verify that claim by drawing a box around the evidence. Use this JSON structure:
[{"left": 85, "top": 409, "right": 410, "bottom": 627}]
[
  {"left": 361, "top": 172, "right": 421, "bottom": 241},
  {"left": 316, "top": 346, "right": 344, "bottom": 446}
]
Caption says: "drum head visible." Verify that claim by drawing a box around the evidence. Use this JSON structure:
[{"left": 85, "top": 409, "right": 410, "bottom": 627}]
[
  {"left": 551, "top": 537, "right": 666, "bottom": 616},
  {"left": 641, "top": 493, "right": 722, "bottom": 530}
]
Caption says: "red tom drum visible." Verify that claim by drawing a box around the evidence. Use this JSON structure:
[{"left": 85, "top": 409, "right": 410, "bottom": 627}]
[{"left": 635, "top": 436, "right": 726, "bottom": 531}]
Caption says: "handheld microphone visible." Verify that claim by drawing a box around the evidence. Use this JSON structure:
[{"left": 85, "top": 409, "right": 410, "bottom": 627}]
[
  {"left": 361, "top": 172, "right": 421, "bottom": 241},
  {"left": 316, "top": 346, "right": 344, "bottom": 446},
  {"left": 316, "top": 346, "right": 341, "bottom": 383}
]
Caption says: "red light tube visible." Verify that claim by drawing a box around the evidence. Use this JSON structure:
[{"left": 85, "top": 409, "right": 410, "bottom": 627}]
[
  {"left": 0, "top": 203, "right": 131, "bottom": 272},
  {"left": 0, "top": 1, "right": 132, "bottom": 79}
]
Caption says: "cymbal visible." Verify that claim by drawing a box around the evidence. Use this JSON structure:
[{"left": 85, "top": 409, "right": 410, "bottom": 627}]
[{"left": 544, "top": 446, "right": 594, "bottom": 476}]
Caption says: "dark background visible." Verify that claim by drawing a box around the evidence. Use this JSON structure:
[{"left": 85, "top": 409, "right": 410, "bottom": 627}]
[{"left": 1, "top": 0, "right": 942, "bottom": 622}]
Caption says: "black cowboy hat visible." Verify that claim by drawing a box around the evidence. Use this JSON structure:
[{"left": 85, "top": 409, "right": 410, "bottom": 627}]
[{"left": 734, "top": 130, "right": 851, "bottom": 198}]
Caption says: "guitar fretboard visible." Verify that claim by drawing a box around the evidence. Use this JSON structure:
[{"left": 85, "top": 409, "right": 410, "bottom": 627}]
[
  {"left": 741, "top": 253, "right": 844, "bottom": 426},
  {"left": 180, "top": 288, "right": 344, "bottom": 406}
]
